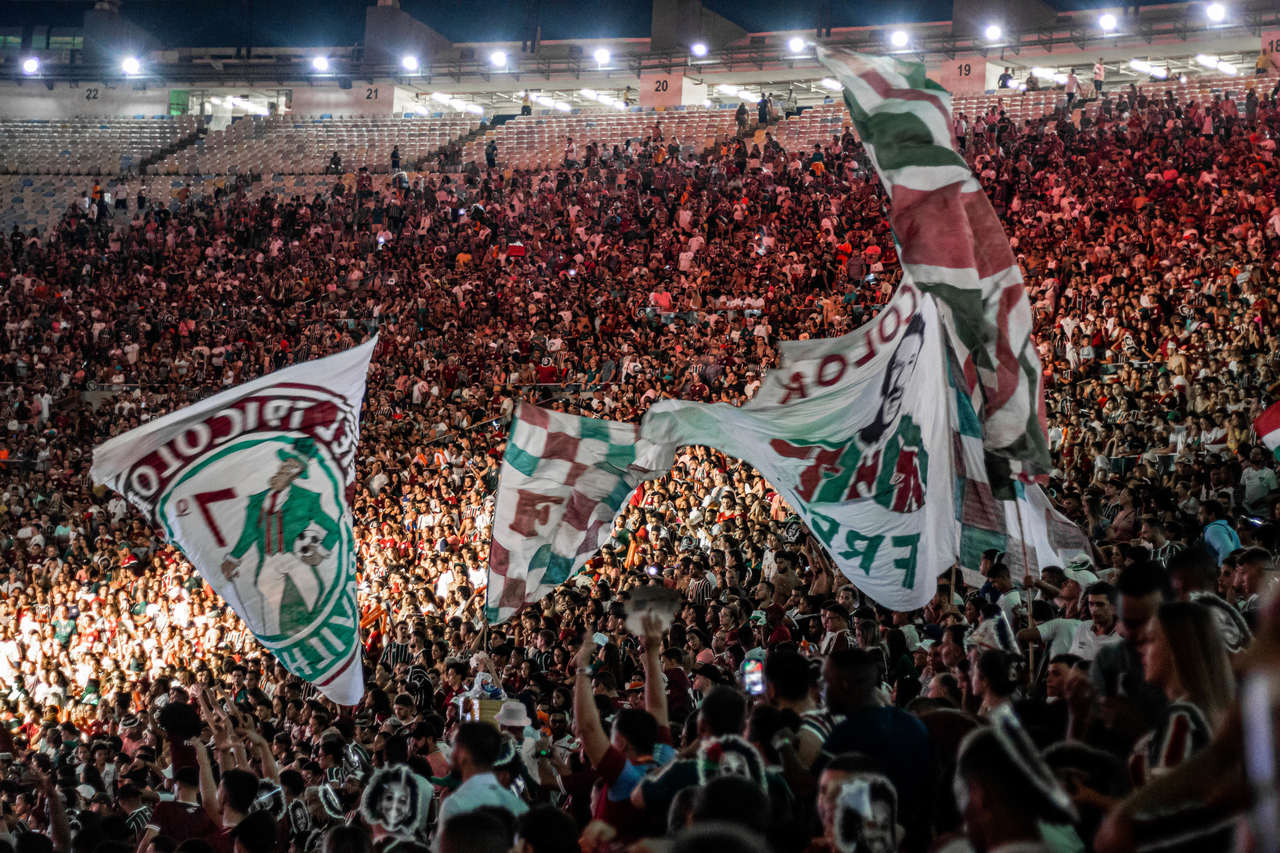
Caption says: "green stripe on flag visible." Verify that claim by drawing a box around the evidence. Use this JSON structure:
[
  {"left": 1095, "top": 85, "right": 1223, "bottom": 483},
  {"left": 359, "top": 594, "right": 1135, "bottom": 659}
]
[
  {"left": 841, "top": 102, "right": 966, "bottom": 171},
  {"left": 579, "top": 418, "right": 611, "bottom": 443},
  {"left": 505, "top": 439, "right": 540, "bottom": 477}
]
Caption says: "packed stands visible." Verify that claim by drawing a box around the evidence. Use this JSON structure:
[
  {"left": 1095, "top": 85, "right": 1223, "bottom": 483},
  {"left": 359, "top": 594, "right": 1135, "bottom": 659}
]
[{"left": 1, "top": 59, "right": 1280, "bottom": 853}]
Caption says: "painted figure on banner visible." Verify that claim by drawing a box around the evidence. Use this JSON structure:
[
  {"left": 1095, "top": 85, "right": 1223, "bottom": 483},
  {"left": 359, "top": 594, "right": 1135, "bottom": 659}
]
[{"left": 769, "top": 313, "right": 929, "bottom": 513}]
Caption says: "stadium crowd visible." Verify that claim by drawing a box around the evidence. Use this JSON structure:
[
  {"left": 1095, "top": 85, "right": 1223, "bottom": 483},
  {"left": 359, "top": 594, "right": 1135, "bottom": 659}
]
[{"left": 1, "top": 74, "right": 1280, "bottom": 853}]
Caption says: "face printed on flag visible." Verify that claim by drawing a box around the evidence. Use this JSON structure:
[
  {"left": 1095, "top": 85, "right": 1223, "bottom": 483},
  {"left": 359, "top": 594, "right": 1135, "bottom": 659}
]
[
  {"left": 91, "top": 338, "right": 375, "bottom": 705},
  {"left": 644, "top": 285, "right": 957, "bottom": 611}
]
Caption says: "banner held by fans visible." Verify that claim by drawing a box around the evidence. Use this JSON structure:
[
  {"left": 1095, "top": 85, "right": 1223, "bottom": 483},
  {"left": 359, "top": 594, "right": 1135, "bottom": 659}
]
[
  {"left": 91, "top": 337, "right": 377, "bottom": 705},
  {"left": 486, "top": 403, "right": 673, "bottom": 624}
]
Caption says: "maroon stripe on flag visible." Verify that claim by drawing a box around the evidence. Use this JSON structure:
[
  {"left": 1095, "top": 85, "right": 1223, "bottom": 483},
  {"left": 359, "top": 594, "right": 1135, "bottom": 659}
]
[
  {"left": 488, "top": 540, "right": 511, "bottom": 578},
  {"left": 961, "top": 478, "right": 1001, "bottom": 528},
  {"left": 498, "top": 576, "right": 527, "bottom": 608},
  {"left": 859, "top": 70, "right": 950, "bottom": 124},
  {"left": 890, "top": 184, "right": 1015, "bottom": 281},
  {"left": 519, "top": 403, "right": 550, "bottom": 429},
  {"left": 563, "top": 490, "right": 597, "bottom": 532},
  {"left": 989, "top": 283, "right": 1026, "bottom": 412},
  {"left": 564, "top": 462, "right": 588, "bottom": 487},
  {"left": 316, "top": 651, "right": 358, "bottom": 687},
  {"left": 544, "top": 431, "right": 582, "bottom": 463},
  {"left": 575, "top": 519, "right": 608, "bottom": 557},
  {"left": 963, "top": 356, "right": 979, "bottom": 394},
  {"left": 962, "top": 190, "right": 1017, "bottom": 279}
]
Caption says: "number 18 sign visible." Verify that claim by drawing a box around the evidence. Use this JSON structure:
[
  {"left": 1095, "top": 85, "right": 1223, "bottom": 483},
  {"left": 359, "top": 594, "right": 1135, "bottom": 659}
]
[{"left": 92, "top": 338, "right": 377, "bottom": 705}]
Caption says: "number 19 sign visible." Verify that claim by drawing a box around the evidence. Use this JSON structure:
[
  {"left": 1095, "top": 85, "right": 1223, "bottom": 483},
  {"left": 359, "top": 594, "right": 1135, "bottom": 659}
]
[{"left": 92, "top": 339, "right": 376, "bottom": 705}]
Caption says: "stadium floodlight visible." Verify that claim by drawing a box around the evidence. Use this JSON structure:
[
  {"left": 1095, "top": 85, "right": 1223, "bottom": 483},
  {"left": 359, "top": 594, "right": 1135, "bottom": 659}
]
[
  {"left": 819, "top": 77, "right": 841, "bottom": 91},
  {"left": 1217, "top": 60, "right": 1237, "bottom": 75},
  {"left": 580, "top": 88, "right": 598, "bottom": 98},
  {"left": 401, "top": 55, "right": 419, "bottom": 72},
  {"left": 1129, "top": 59, "right": 1151, "bottom": 73},
  {"left": 691, "top": 42, "right": 708, "bottom": 57},
  {"left": 121, "top": 56, "right": 141, "bottom": 75},
  {"left": 1195, "top": 54, "right": 1217, "bottom": 68},
  {"left": 593, "top": 47, "right": 611, "bottom": 65},
  {"left": 311, "top": 56, "right": 329, "bottom": 72},
  {"left": 1206, "top": 2, "right": 1225, "bottom": 22},
  {"left": 1030, "top": 66, "right": 1053, "bottom": 78},
  {"left": 889, "top": 30, "right": 909, "bottom": 48},
  {"left": 787, "top": 36, "right": 805, "bottom": 53},
  {"left": 430, "top": 91, "right": 451, "bottom": 103},
  {"left": 490, "top": 50, "right": 507, "bottom": 68},
  {"left": 716, "top": 84, "right": 740, "bottom": 96},
  {"left": 1098, "top": 13, "right": 1117, "bottom": 31},
  {"left": 984, "top": 24, "right": 1002, "bottom": 41},
  {"left": 1150, "top": 66, "right": 1168, "bottom": 79},
  {"left": 21, "top": 57, "right": 39, "bottom": 74}
]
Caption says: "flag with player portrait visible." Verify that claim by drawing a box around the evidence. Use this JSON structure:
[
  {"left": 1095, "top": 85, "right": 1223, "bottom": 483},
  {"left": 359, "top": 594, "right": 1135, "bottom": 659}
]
[
  {"left": 642, "top": 285, "right": 958, "bottom": 611},
  {"left": 91, "top": 338, "right": 376, "bottom": 705}
]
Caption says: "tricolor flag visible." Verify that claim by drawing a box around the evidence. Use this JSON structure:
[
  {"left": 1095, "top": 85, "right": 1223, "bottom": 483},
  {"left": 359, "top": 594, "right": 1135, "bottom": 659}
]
[
  {"left": 91, "top": 338, "right": 376, "bottom": 705},
  {"left": 1256, "top": 401, "right": 1280, "bottom": 460},
  {"left": 486, "top": 403, "right": 673, "bottom": 623},
  {"left": 817, "top": 47, "right": 1050, "bottom": 493}
]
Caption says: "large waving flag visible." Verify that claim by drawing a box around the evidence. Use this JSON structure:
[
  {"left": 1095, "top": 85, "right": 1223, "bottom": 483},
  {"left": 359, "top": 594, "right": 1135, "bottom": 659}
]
[
  {"left": 91, "top": 338, "right": 376, "bottom": 705},
  {"left": 486, "top": 403, "right": 673, "bottom": 623},
  {"left": 818, "top": 47, "right": 1050, "bottom": 492},
  {"left": 643, "top": 285, "right": 959, "bottom": 611}
]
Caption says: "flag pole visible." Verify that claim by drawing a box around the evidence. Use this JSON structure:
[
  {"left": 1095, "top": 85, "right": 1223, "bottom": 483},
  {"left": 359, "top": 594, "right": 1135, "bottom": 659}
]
[{"left": 1015, "top": 495, "right": 1037, "bottom": 686}]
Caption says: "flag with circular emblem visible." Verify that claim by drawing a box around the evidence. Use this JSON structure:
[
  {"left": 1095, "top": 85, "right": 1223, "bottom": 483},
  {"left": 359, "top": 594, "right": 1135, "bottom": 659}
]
[{"left": 91, "top": 338, "right": 376, "bottom": 705}]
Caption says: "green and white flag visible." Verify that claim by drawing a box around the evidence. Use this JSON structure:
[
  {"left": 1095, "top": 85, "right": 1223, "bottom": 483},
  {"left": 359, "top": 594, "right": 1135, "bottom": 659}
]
[
  {"left": 91, "top": 338, "right": 376, "bottom": 705},
  {"left": 643, "top": 284, "right": 958, "bottom": 611}
]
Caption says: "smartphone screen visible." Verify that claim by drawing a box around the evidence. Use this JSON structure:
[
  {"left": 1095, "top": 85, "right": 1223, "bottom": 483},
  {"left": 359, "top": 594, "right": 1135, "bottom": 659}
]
[{"left": 743, "top": 660, "right": 765, "bottom": 695}]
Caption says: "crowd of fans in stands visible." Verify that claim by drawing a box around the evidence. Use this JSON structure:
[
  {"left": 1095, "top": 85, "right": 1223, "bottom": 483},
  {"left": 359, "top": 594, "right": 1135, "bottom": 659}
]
[{"left": 1, "top": 73, "right": 1280, "bottom": 853}]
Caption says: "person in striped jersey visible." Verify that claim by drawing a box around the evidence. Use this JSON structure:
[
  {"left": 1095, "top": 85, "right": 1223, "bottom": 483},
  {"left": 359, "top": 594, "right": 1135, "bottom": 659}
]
[
  {"left": 381, "top": 621, "right": 415, "bottom": 668},
  {"left": 118, "top": 783, "right": 152, "bottom": 839}
]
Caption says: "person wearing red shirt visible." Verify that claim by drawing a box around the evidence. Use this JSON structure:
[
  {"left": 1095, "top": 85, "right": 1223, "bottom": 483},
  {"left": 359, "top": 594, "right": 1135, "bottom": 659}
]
[{"left": 572, "top": 617, "right": 675, "bottom": 843}]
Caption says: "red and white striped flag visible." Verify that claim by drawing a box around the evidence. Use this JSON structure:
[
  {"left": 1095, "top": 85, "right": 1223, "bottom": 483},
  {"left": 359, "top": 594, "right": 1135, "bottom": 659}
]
[
  {"left": 1255, "top": 401, "right": 1280, "bottom": 460},
  {"left": 818, "top": 48, "right": 1050, "bottom": 493}
]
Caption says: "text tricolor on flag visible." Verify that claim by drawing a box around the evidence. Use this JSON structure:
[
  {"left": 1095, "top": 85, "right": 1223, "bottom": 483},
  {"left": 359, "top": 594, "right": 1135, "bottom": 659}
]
[
  {"left": 91, "top": 338, "right": 376, "bottom": 705},
  {"left": 644, "top": 286, "right": 957, "bottom": 610},
  {"left": 1256, "top": 401, "right": 1280, "bottom": 460},
  {"left": 816, "top": 47, "right": 1050, "bottom": 493}
]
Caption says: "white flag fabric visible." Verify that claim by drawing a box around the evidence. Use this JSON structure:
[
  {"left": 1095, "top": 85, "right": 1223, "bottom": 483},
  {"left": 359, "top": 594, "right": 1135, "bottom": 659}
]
[
  {"left": 91, "top": 338, "right": 376, "bottom": 705},
  {"left": 642, "top": 285, "right": 958, "bottom": 611},
  {"left": 486, "top": 402, "right": 673, "bottom": 624},
  {"left": 950, "top": 360, "right": 1089, "bottom": 576}
]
